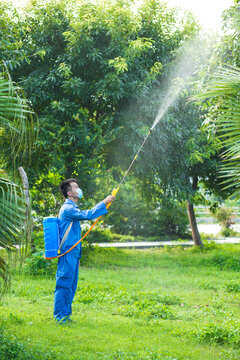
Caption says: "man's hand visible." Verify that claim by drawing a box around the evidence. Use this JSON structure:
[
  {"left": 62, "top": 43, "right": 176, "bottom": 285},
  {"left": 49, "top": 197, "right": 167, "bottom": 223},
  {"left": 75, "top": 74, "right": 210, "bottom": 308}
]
[{"left": 103, "top": 195, "right": 115, "bottom": 205}]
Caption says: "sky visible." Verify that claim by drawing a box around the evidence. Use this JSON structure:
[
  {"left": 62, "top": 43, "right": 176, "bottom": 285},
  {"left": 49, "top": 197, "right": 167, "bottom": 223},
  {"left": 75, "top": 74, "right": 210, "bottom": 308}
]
[
  {"left": 10, "top": 0, "right": 234, "bottom": 31},
  {"left": 167, "top": 0, "right": 234, "bottom": 31}
]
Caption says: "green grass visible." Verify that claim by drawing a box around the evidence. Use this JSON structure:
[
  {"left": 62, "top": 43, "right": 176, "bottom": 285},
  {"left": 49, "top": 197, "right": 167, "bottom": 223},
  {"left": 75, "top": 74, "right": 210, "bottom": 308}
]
[{"left": 1, "top": 244, "right": 240, "bottom": 360}]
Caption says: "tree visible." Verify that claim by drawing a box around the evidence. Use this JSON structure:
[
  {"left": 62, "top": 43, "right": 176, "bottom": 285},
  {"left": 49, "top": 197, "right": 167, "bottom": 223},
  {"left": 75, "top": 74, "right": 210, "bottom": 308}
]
[
  {"left": 93, "top": 169, "right": 189, "bottom": 237},
  {"left": 4, "top": 0, "right": 199, "bottom": 218}
]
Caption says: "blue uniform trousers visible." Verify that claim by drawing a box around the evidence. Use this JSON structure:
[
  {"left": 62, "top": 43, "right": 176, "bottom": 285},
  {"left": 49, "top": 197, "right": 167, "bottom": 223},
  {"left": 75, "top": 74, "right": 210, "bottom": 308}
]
[
  {"left": 54, "top": 252, "right": 80, "bottom": 322},
  {"left": 54, "top": 200, "right": 108, "bottom": 322}
]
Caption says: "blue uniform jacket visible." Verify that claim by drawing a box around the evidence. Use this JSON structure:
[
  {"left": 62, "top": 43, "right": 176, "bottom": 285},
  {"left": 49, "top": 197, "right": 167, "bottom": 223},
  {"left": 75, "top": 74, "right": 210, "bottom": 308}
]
[{"left": 58, "top": 199, "right": 108, "bottom": 258}]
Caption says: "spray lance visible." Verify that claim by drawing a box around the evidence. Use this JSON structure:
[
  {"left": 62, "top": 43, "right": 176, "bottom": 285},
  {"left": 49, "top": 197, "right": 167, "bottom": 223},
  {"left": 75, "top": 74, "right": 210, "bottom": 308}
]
[
  {"left": 81, "top": 125, "right": 154, "bottom": 234},
  {"left": 102, "top": 126, "right": 154, "bottom": 214},
  {"left": 44, "top": 126, "right": 154, "bottom": 260}
]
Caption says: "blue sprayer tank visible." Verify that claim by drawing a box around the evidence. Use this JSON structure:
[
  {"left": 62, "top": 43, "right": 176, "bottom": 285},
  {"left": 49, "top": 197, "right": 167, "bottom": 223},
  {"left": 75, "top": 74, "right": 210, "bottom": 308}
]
[{"left": 43, "top": 217, "right": 59, "bottom": 258}]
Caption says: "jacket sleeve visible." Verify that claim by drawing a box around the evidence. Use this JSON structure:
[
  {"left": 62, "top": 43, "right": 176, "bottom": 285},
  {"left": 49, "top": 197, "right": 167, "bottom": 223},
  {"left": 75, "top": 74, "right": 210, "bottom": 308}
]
[{"left": 63, "top": 201, "right": 108, "bottom": 221}]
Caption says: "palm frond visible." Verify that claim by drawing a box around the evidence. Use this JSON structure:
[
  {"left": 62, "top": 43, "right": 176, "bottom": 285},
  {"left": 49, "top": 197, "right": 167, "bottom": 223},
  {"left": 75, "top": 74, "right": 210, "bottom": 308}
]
[
  {"left": 0, "top": 175, "right": 30, "bottom": 299},
  {"left": 0, "top": 257, "right": 10, "bottom": 298},
  {"left": 0, "top": 62, "right": 36, "bottom": 162},
  {"left": 0, "top": 64, "right": 35, "bottom": 298},
  {"left": 193, "top": 65, "right": 240, "bottom": 197}
]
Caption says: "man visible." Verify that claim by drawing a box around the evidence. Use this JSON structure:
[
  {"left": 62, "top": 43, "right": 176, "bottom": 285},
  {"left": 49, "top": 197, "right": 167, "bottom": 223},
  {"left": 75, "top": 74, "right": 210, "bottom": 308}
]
[{"left": 54, "top": 178, "right": 115, "bottom": 323}]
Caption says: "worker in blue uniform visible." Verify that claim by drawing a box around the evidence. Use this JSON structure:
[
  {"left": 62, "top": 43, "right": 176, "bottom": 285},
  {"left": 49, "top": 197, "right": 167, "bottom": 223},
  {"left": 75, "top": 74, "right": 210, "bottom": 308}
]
[{"left": 54, "top": 178, "right": 115, "bottom": 323}]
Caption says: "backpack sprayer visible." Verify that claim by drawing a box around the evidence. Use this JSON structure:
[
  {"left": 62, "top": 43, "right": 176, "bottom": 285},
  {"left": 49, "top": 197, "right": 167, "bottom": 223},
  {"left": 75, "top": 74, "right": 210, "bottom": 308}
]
[{"left": 43, "top": 126, "right": 153, "bottom": 260}]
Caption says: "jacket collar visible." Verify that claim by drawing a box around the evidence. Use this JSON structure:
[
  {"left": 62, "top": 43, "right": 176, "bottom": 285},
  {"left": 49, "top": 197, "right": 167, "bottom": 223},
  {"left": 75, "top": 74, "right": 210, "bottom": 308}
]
[{"left": 65, "top": 198, "right": 78, "bottom": 207}]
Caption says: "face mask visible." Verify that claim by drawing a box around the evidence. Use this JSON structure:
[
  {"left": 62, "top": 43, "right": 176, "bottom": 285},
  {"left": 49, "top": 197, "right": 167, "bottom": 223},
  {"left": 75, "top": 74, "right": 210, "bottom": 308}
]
[{"left": 77, "top": 188, "right": 83, "bottom": 199}]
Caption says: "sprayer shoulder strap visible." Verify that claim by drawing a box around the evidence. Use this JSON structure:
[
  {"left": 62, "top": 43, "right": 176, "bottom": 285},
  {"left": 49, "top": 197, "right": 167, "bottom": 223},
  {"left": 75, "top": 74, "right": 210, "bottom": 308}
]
[{"left": 58, "top": 221, "right": 73, "bottom": 252}]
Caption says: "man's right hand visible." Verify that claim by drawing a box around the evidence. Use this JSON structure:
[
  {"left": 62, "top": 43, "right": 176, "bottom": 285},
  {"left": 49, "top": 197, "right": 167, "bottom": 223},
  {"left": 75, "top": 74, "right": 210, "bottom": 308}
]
[{"left": 103, "top": 195, "right": 115, "bottom": 205}]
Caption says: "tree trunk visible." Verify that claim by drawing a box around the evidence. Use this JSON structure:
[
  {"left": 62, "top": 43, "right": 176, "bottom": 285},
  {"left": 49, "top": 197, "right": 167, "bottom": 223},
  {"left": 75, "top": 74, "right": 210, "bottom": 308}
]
[
  {"left": 187, "top": 175, "right": 203, "bottom": 248},
  {"left": 187, "top": 201, "right": 203, "bottom": 248},
  {"left": 18, "top": 167, "right": 33, "bottom": 252}
]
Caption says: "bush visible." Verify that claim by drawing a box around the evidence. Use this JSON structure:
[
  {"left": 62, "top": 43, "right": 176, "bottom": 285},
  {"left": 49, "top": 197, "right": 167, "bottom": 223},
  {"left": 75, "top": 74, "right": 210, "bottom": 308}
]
[
  {"left": 225, "top": 281, "right": 240, "bottom": 293},
  {"left": 119, "top": 302, "right": 175, "bottom": 321},
  {"left": 209, "top": 253, "right": 240, "bottom": 272},
  {"left": 197, "top": 280, "right": 218, "bottom": 291},
  {"left": 212, "top": 206, "right": 235, "bottom": 228},
  {"left": 99, "top": 181, "right": 189, "bottom": 237},
  {"left": 31, "top": 231, "right": 45, "bottom": 250},
  {"left": 82, "top": 228, "right": 122, "bottom": 243},
  {"left": 23, "top": 251, "right": 57, "bottom": 276},
  {"left": 221, "top": 227, "right": 237, "bottom": 238},
  {"left": 197, "top": 322, "right": 240, "bottom": 346}
]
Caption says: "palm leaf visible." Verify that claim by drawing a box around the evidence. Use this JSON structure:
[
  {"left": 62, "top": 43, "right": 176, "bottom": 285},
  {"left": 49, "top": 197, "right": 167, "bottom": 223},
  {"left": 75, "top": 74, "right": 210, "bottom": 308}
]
[
  {"left": 193, "top": 65, "right": 240, "bottom": 198},
  {"left": 0, "top": 62, "right": 36, "bottom": 162},
  {"left": 0, "top": 65, "right": 35, "bottom": 299},
  {"left": 0, "top": 257, "right": 10, "bottom": 297},
  {"left": 0, "top": 175, "right": 30, "bottom": 297}
]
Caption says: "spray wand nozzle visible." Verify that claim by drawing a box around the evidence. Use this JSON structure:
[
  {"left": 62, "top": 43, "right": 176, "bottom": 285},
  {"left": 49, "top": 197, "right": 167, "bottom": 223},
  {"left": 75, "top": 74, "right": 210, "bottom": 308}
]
[{"left": 106, "top": 187, "right": 119, "bottom": 209}]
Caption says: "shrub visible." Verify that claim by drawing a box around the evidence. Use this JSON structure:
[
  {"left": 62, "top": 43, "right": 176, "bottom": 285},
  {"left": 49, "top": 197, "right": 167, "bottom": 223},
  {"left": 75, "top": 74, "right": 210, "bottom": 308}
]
[
  {"left": 23, "top": 251, "right": 57, "bottom": 276},
  {"left": 100, "top": 183, "right": 189, "bottom": 238},
  {"left": 212, "top": 206, "right": 235, "bottom": 229},
  {"left": 221, "top": 227, "right": 237, "bottom": 238},
  {"left": 225, "top": 281, "right": 240, "bottom": 293},
  {"left": 82, "top": 228, "right": 122, "bottom": 243},
  {"left": 31, "top": 231, "right": 45, "bottom": 250},
  {"left": 201, "top": 240, "right": 218, "bottom": 251},
  {"left": 197, "top": 280, "right": 218, "bottom": 291},
  {"left": 119, "top": 302, "right": 175, "bottom": 320},
  {"left": 209, "top": 253, "right": 240, "bottom": 272},
  {"left": 197, "top": 322, "right": 240, "bottom": 346}
]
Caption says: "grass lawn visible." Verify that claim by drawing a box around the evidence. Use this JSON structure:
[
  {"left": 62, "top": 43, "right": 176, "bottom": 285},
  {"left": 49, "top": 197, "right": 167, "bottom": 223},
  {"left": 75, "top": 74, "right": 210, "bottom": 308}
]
[{"left": 0, "top": 244, "right": 240, "bottom": 360}]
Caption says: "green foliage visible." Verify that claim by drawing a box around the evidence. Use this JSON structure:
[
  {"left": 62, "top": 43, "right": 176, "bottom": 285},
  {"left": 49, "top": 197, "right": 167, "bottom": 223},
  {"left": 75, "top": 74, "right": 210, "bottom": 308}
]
[
  {"left": 225, "top": 280, "right": 240, "bottom": 293},
  {"left": 101, "top": 350, "right": 179, "bottom": 360},
  {"left": 197, "top": 280, "right": 218, "bottom": 291},
  {"left": 220, "top": 227, "right": 237, "bottom": 238},
  {"left": 207, "top": 253, "right": 240, "bottom": 272},
  {"left": 2, "top": 244, "right": 240, "bottom": 360},
  {"left": 213, "top": 206, "right": 234, "bottom": 228},
  {"left": 201, "top": 240, "right": 218, "bottom": 251},
  {"left": 1, "top": 0, "right": 200, "bottom": 223},
  {"left": 0, "top": 329, "right": 58, "bottom": 360},
  {"left": 31, "top": 231, "right": 45, "bottom": 250},
  {"left": 210, "top": 205, "right": 236, "bottom": 237},
  {"left": 197, "top": 322, "right": 240, "bottom": 346},
  {"left": 95, "top": 173, "right": 189, "bottom": 237},
  {"left": 119, "top": 302, "right": 175, "bottom": 321},
  {"left": 0, "top": 65, "right": 35, "bottom": 298},
  {"left": 80, "top": 244, "right": 240, "bottom": 272},
  {"left": 0, "top": 67, "right": 35, "bottom": 163},
  {"left": 75, "top": 281, "right": 179, "bottom": 321},
  {"left": 194, "top": 66, "right": 240, "bottom": 200},
  {"left": 0, "top": 3, "right": 30, "bottom": 70},
  {"left": 1, "top": 244, "right": 240, "bottom": 360},
  {"left": 82, "top": 228, "right": 118, "bottom": 243},
  {"left": 30, "top": 171, "right": 63, "bottom": 218},
  {"left": 23, "top": 251, "right": 57, "bottom": 276},
  {"left": 220, "top": 4, "right": 240, "bottom": 67}
]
